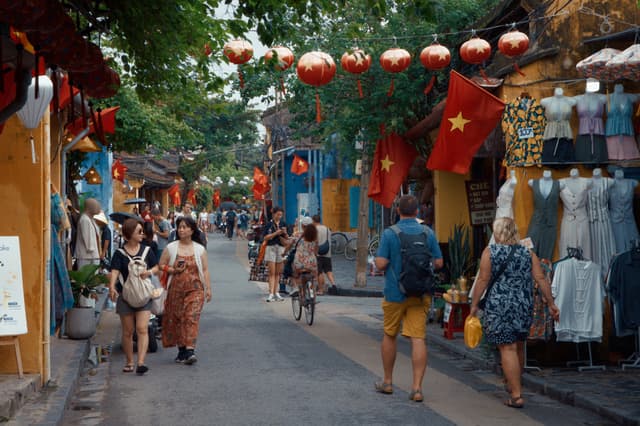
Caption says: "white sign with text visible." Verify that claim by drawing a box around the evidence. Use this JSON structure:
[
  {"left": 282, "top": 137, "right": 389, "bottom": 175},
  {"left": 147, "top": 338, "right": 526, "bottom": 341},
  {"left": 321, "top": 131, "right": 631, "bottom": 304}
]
[{"left": 0, "top": 237, "right": 28, "bottom": 336}]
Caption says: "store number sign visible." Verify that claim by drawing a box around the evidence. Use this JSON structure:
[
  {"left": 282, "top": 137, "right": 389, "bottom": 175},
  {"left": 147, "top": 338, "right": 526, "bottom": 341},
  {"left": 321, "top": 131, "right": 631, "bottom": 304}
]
[
  {"left": 0, "top": 237, "right": 28, "bottom": 336},
  {"left": 464, "top": 180, "right": 495, "bottom": 226}
]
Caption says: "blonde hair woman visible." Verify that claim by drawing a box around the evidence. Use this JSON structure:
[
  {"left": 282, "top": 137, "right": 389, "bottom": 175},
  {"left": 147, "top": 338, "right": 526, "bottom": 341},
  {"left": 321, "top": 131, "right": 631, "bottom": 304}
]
[{"left": 470, "top": 217, "right": 559, "bottom": 409}]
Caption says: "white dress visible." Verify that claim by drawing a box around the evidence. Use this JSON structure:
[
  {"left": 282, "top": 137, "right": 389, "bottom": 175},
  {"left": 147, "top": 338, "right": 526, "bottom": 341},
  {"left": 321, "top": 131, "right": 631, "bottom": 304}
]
[
  {"left": 489, "top": 180, "right": 515, "bottom": 245},
  {"left": 559, "top": 179, "right": 592, "bottom": 260},
  {"left": 587, "top": 178, "right": 616, "bottom": 277}
]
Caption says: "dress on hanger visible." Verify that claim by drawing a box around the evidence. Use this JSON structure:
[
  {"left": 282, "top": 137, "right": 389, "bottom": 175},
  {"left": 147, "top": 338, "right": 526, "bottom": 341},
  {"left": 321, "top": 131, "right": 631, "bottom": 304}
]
[
  {"left": 587, "top": 178, "right": 616, "bottom": 276},
  {"left": 608, "top": 251, "right": 640, "bottom": 336},
  {"left": 606, "top": 95, "right": 640, "bottom": 160},
  {"left": 559, "top": 180, "right": 592, "bottom": 260},
  {"left": 541, "top": 97, "right": 575, "bottom": 165},
  {"left": 574, "top": 95, "right": 608, "bottom": 164},
  {"left": 609, "top": 179, "right": 640, "bottom": 253},
  {"left": 495, "top": 180, "right": 515, "bottom": 219},
  {"left": 502, "top": 97, "right": 546, "bottom": 167},
  {"left": 526, "top": 179, "right": 559, "bottom": 260}
]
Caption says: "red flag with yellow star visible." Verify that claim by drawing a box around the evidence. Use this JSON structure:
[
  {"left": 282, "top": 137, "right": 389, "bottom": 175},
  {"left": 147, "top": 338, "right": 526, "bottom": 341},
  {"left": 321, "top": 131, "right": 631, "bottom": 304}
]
[
  {"left": 291, "top": 154, "right": 309, "bottom": 175},
  {"left": 427, "top": 70, "right": 505, "bottom": 174},
  {"left": 111, "top": 159, "right": 127, "bottom": 182},
  {"left": 368, "top": 132, "right": 417, "bottom": 208}
]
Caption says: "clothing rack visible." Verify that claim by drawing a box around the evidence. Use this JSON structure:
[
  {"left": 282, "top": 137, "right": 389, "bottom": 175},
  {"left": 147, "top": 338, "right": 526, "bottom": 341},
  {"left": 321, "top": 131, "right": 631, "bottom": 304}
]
[
  {"left": 621, "top": 327, "right": 640, "bottom": 371},
  {"left": 566, "top": 341, "right": 606, "bottom": 372},
  {"left": 523, "top": 343, "right": 542, "bottom": 372}
]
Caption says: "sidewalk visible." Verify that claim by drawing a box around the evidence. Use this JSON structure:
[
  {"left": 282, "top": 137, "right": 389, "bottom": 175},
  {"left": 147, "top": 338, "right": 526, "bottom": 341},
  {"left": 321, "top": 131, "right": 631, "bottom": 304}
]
[{"left": 330, "top": 255, "right": 640, "bottom": 426}]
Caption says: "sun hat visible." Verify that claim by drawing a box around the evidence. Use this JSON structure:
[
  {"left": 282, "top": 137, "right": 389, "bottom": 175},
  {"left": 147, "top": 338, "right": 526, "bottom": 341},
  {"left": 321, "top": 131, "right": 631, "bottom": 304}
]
[
  {"left": 93, "top": 211, "right": 109, "bottom": 225},
  {"left": 300, "top": 216, "right": 313, "bottom": 226}
]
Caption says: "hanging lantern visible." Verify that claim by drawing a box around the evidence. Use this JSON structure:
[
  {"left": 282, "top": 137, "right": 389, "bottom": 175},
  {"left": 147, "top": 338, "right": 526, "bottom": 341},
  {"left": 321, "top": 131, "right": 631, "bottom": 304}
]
[
  {"left": 341, "top": 48, "right": 371, "bottom": 98},
  {"left": 16, "top": 75, "right": 54, "bottom": 164},
  {"left": 296, "top": 51, "right": 337, "bottom": 123},
  {"left": 65, "top": 41, "right": 104, "bottom": 73},
  {"left": 27, "top": 15, "right": 76, "bottom": 55},
  {"left": 223, "top": 39, "right": 253, "bottom": 88},
  {"left": 83, "top": 166, "right": 102, "bottom": 185},
  {"left": 460, "top": 35, "right": 492, "bottom": 82},
  {"left": 265, "top": 46, "right": 295, "bottom": 94},
  {"left": 419, "top": 43, "right": 451, "bottom": 94},
  {"left": 379, "top": 48, "right": 411, "bottom": 97},
  {"left": 498, "top": 29, "right": 529, "bottom": 76},
  {"left": 74, "top": 65, "right": 120, "bottom": 99}
]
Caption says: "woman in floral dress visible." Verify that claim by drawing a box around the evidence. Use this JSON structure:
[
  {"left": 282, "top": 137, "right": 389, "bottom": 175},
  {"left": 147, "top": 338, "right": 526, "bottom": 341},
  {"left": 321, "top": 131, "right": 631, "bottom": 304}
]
[{"left": 293, "top": 217, "right": 318, "bottom": 291}]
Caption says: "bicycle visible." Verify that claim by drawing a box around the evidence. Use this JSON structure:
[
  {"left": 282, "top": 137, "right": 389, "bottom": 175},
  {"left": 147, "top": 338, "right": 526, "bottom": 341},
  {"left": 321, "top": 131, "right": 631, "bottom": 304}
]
[
  {"left": 330, "top": 232, "right": 348, "bottom": 255},
  {"left": 344, "top": 234, "right": 380, "bottom": 261},
  {"left": 291, "top": 271, "right": 316, "bottom": 325}
]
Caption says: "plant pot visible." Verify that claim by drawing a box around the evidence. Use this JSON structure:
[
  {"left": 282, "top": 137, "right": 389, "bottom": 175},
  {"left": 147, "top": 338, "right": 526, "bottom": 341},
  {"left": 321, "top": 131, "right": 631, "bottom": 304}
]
[{"left": 65, "top": 307, "right": 96, "bottom": 339}]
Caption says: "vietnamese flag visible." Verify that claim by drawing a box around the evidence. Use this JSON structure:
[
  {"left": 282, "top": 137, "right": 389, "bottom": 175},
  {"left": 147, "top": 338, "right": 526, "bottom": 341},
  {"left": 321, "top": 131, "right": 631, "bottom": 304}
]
[
  {"left": 291, "top": 154, "right": 309, "bottom": 175},
  {"left": 427, "top": 70, "right": 505, "bottom": 174},
  {"left": 111, "top": 159, "right": 127, "bottom": 182},
  {"left": 368, "top": 132, "right": 417, "bottom": 208},
  {"left": 213, "top": 188, "right": 221, "bottom": 208},
  {"left": 168, "top": 184, "right": 182, "bottom": 207},
  {"left": 187, "top": 189, "right": 197, "bottom": 205},
  {"left": 252, "top": 167, "right": 270, "bottom": 200}
]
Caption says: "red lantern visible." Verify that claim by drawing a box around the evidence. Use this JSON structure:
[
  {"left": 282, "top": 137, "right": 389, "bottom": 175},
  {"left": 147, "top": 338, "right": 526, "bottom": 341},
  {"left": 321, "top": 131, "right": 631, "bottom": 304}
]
[
  {"left": 341, "top": 48, "right": 371, "bottom": 98},
  {"left": 296, "top": 51, "right": 337, "bottom": 123},
  {"left": 66, "top": 42, "right": 104, "bottom": 73},
  {"left": 27, "top": 15, "right": 76, "bottom": 54},
  {"left": 419, "top": 43, "right": 451, "bottom": 95},
  {"left": 379, "top": 48, "right": 411, "bottom": 96},
  {"left": 73, "top": 65, "right": 120, "bottom": 99},
  {"left": 264, "top": 46, "right": 295, "bottom": 94},
  {"left": 498, "top": 30, "right": 529, "bottom": 76},
  {"left": 223, "top": 39, "right": 253, "bottom": 88},
  {"left": 460, "top": 37, "right": 491, "bottom": 65}
]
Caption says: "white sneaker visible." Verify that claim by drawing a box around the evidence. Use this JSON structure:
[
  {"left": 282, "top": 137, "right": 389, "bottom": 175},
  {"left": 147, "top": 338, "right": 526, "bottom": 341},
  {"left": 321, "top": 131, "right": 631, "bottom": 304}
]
[
  {"left": 266, "top": 294, "right": 276, "bottom": 302},
  {"left": 274, "top": 293, "right": 285, "bottom": 301}
]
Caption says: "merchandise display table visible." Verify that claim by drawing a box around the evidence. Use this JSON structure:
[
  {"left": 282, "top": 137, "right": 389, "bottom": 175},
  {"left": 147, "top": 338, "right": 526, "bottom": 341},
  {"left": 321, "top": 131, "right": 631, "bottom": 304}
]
[{"left": 443, "top": 302, "right": 470, "bottom": 339}]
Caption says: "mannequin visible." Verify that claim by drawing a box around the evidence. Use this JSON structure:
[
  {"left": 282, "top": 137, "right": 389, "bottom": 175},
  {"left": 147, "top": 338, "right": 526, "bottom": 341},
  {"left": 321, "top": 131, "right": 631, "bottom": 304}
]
[
  {"left": 502, "top": 93, "right": 545, "bottom": 167},
  {"left": 540, "top": 88, "right": 577, "bottom": 166},
  {"left": 573, "top": 85, "right": 608, "bottom": 165},
  {"left": 587, "top": 168, "right": 616, "bottom": 277},
  {"left": 558, "top": 168, "right": 592, "bottom": 260},
  {"left": 609, "top": 169, "right": 640, "bottom": 253},
  {"left": 496, "top": 170, "right": 517, "bottom": 219},
  {"left": 606, "top": 84, "right": 640, "bottom": 160},
  {"left": 526, "top": 170, "right": 561, "bottom": 260}
]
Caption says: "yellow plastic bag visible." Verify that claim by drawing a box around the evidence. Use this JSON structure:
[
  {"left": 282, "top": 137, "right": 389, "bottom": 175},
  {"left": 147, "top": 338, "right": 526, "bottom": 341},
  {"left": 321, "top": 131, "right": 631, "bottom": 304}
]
[{"left": 464, "top": 316, "right": 482, "bottom": 349}]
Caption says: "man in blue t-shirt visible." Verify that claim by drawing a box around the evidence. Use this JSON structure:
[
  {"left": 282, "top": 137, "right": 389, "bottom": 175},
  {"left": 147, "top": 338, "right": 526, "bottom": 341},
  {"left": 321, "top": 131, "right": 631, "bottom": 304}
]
[{"left": 374, "top": 195, "right": 443, "bottom": 402}]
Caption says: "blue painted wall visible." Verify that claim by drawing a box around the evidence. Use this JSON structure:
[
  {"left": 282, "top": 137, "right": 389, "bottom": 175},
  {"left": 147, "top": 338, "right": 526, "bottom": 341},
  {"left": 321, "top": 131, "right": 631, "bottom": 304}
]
[{"left": 75, "top": 145, "right": 113, "bottom": 215}]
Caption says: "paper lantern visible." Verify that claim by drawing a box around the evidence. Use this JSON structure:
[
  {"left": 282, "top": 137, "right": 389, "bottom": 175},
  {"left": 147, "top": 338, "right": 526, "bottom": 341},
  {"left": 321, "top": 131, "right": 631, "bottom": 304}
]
[
  {"left": 264, "top": 46, "right": 295, "bottom": 94},
  {"left": 223, "top": 40, "right": 253, "bottom": 88},
  {"left": 379, "top": 48, "right": 411, "bottom": 96},
  {"left": 420, "top": 43, "right": 451, "bottom": 94},
  {"left": 27, "top": 15, "right": 76, "bottom": 54},
  {"left": 296, "top": 51, "right": 337, "bottom": 123},
  {"left": 498, "top": 30, "right": 529, "bottom": 76},
  {"left": 83, "top": 166, "right": 102, "bottom": 185},
  {"left": 460, "top": 37, "right": 491, "bottom": 64},
  {"left": 16, "top": 75, "right": 53, "bottom": 163},
  {"left": 341, "top": 48, "right": 371, "bottom": 98},
  {"left": 65, "top": 41, "right": 104, "bottom": 73}
]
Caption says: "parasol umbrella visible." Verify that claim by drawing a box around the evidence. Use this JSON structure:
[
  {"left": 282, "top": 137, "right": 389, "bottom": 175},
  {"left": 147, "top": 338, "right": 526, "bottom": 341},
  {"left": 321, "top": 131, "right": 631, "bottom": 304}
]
[
  {"left": 576, "top": 48, "right": 621, "bottom": 82},
  {"left": 123, "top": 197, "right": 148, "bottom": 205},
  {"left": 606, "top": 44, "right": 640, "bottom": 82},
  {"left": 220, "top": 201, "right": 238, "bottom": 210},
  {"left": 109, "top": 212, "right": 143, "bottom": 224}
]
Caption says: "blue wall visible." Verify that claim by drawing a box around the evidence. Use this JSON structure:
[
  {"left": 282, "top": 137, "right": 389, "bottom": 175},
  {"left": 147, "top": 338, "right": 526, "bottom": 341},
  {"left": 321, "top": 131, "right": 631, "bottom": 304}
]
[{"left": 76, "top": 146, "right": 113, "bottom": 215}]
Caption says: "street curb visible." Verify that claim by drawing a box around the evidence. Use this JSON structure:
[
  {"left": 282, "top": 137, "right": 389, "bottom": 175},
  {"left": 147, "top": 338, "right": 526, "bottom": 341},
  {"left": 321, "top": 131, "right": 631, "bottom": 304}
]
[{"left": 335, "top": 287, "right": 383, "bottom": 298}]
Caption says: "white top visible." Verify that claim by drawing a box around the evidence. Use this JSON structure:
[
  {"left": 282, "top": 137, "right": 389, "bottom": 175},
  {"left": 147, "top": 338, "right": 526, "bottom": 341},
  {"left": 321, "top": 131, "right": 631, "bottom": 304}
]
[
  {"left": 541, "top": 94, "right": 576, "bottom": 139},
  {"left": 552, "top": 258, "right": 604, "bottom": 342},
  {"left": 495, "top": 178, "right": 516, "bottom": 219},
  {"left": 76, "top": 213, "right": 101, "bottom": 260}
]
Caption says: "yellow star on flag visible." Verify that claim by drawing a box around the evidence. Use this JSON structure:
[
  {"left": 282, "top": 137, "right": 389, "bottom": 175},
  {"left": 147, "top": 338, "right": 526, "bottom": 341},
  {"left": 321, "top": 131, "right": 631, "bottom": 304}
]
[
  {"left": 448, "top": 112, "right": 471, "bottom": 133},
  {"left": 113, "top": 169, "right": 120, "bottom": 179},
  {"left": 380, "top": 155, "right": 395, "bottom": 172},
  {"left": 298, "top": 160, "right": 305, "bottom": 167}
]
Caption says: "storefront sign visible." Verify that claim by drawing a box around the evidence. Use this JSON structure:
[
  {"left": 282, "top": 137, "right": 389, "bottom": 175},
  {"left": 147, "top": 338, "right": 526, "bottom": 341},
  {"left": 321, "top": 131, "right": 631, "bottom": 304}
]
[
  {"left": 0, "top": 237, "right": 28, "bottom": 336},
  {"left": 465, "top": 180, "right": 495, "bottom": 226}
]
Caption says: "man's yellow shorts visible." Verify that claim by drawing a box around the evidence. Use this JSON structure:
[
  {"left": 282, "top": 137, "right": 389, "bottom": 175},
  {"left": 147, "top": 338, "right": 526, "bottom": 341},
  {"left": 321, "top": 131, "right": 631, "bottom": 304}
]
[{"left": 382, "top": 296, "right": 432, "bottom": 339}]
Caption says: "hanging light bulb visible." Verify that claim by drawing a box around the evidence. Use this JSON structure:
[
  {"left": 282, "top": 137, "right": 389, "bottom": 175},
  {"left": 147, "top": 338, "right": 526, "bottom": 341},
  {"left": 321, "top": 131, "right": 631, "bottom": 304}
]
[{"left": 83, "top": 166, "right": 102, "bottom": 185}]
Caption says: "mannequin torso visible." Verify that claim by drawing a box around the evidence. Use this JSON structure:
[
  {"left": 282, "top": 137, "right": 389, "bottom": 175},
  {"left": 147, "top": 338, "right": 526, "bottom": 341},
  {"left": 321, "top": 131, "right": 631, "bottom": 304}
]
[
  {"left": 606, "top": 84, "right": 638, "bottom": 137},
  {"left": 541, "top": 88, "right": 576, "bottom": 140},
  {"left": 574, "top": 92, "right": 607, "bottom": 135}
]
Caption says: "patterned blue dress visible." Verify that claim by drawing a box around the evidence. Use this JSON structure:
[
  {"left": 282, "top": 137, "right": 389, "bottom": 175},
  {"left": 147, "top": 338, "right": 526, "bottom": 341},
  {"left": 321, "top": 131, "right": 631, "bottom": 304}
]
[{"left": 483, "top": 244, "right": 534, "bottom": 345}]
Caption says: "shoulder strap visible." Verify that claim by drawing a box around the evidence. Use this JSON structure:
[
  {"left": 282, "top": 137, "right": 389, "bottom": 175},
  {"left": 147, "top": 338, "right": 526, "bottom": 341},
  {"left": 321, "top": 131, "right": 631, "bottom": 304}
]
[
  {"left": 485, "top": 245, "right": 517, "bottom": 296},
  {"left": 140, "top": 245, "right": 150, "bottom": 261}
]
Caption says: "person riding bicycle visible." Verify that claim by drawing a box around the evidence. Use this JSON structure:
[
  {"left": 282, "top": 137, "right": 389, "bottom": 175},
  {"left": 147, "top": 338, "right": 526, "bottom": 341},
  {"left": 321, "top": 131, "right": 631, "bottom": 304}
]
[{"left": 291, "top": 216, "right": 318, "bottom": 295}]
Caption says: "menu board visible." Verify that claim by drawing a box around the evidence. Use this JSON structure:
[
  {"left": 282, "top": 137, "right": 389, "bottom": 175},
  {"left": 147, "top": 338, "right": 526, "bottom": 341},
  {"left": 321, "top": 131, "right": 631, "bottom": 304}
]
[
  {"left": 0, "top": 237, "right": 28, "bottom": 336},
  {"left": 464, "top": 180, "right": 495, "bottom": 226}
]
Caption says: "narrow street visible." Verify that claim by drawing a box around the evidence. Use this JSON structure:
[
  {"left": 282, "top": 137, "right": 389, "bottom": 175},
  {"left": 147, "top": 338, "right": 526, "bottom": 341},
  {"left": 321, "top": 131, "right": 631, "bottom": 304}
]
[{"left": 62, "top": 234, "right": 612, "bottom": 426}]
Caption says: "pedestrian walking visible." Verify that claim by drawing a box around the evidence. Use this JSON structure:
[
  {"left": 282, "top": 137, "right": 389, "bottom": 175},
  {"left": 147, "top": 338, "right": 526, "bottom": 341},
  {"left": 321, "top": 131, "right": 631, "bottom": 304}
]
[
  {"left": 312, "top": 215, "right": 337, "bottom": 295},
  {"left": 263, "top": 207, "right": 288, "bottom": 302},
  {"left": 226, "top": 207, "right": 237, "bottom": 240},
  {"left": 198, "top": 209, "right": 208, "bottom": 232},
  {"left": 158, "top": 216, "right": 211, "bottom": 365},
  {"left": 93, "top": 211, "right": 112, "bottom": 267},
  {"left": 142, "top": 221, "right": 160, "bottom": 261},
  {"left": 208, "top": 210, "right": 216, "bottom": 233},
  {"left": 75, "top": 198, "right": 102, "bottom": 268},
  {"left": 152, "top": 208, "right": 171, "bottom": 257},
  {"left": 374, "top": 195, "right": 443, "bottom": 402},
  {"left": 469, "top": 217, "right": 559, "bottom": 409},
  {"left": 108, "top": 218, "right": 159, "bottom": 375},
  {"left": 237, "top": 210, "right": 249, "bottom": 239}
]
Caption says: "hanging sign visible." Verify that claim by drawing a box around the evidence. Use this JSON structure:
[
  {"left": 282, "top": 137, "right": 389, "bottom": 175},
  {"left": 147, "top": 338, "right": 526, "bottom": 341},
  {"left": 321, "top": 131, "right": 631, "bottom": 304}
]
[
  {"left": 464, "top": 180, "right": 495, "bottom": 226},
  {"left": 0, "top": 237, "right": 28, "bottom": 336}
]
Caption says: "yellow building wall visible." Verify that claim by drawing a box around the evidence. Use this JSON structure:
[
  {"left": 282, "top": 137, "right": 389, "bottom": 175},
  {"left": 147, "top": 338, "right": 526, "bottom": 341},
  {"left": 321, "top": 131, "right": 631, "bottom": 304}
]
[
  {"left": 0, "top": 112, "right": 50, "bottom": 379},
  {"left": 321, "top": 178, "right": 359, "bottom": 232},
  {"left": 433, "top": 170, "right": 471, "bottom": 242}
]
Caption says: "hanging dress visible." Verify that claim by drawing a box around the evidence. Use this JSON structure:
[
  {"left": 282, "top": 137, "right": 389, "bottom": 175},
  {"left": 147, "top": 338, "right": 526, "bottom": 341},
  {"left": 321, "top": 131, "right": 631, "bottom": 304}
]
[
  {"left": 541, "top": 97, "right": 575, "bottom": 166},
  {"left": 609, "top": 179, "right": 640, "bottom": 253},
  {"left": 574, "top": 94, "right": 608, "bottom": 164},
  {"left": 606, "top": 94, "right": 640, "bottom": 160},
  {"left": 587, "top": 178, "right": 617, "bottom": 277},
  {"left": 526, "top": 179, "right": 560, "bottom": 260},
  {"left": 502, "top": 97, "right": 546, "bottom": 167},
  {"left": 559, "top": 179, "right": 592, "bottom": 260}
]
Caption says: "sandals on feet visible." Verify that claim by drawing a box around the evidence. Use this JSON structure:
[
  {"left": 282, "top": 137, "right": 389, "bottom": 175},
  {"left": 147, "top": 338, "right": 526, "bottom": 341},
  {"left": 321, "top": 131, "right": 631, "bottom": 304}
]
[
  {"left": 136, "top": 365, "right": 149, "bottom": 375},
  {"left": 409, "top": 389, "right": 424, "bottom": 402},
  {"left": 122, "top": 364, "right": 134, "bottom": 373},
  {"left": 504, "top": 396, "right": 524, "bottom": 409},
  {"left": 374, "top": 382, "right": 393, "bottom": 394}
]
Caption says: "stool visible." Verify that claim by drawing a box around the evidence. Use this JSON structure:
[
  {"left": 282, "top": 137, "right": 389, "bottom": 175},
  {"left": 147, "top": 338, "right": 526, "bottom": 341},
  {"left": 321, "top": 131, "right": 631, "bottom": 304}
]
[{"left": 443, "top": 302, "right": 470, "bottom": 340}]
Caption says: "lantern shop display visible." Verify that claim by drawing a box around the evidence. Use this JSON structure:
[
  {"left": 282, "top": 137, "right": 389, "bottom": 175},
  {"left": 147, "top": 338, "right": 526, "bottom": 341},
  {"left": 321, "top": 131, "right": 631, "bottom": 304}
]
[
  {"left": 419, "top": 43, "right": 451, "bottom": 94},
  {"left": 296, "top": 51, "right": 337, "bottom": 123},
  {"left": 264, "top": 46, "right": 295, "bottom": 93},
  {"left": 223, "top": 39, "right": 253, "bottom": 88},
  {"left": 498, "top": 30, "right": 529, "bottom": 76},
  {"left": 341, "top": 48, "right": 371, "bottom": 98},
  {"left": 380, "top": 47, "right": 411, "bottom": 96}
]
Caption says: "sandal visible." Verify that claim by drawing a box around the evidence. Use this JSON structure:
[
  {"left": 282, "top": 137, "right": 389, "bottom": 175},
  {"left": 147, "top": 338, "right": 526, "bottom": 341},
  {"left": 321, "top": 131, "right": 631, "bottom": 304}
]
[
  {"left": 504, "top": 396, "right": 524, "bottom": 409},
  {"left": 374, "top": 381, "right": 393, "bottom": 394},
  {"left": 136, "top": 365, "right": 149, "bottom": 375},
  {"left": 409, "top": 389, "right": 424, "bottom": 402},
  {"left": 122, "top": 364, "right": 134, "bottom": 373}
]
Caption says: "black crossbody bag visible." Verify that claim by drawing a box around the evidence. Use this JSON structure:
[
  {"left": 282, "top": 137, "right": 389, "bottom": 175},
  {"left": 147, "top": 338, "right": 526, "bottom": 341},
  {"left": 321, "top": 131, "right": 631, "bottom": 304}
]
[{"left": 478, "top": 245, "right": 516, "bottom": 310}]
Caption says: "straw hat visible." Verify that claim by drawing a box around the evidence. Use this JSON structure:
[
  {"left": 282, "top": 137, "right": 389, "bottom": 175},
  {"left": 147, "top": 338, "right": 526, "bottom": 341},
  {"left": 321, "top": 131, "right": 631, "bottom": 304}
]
[{"left": 94, "top": 211, "right": 109, "bottom": 225}]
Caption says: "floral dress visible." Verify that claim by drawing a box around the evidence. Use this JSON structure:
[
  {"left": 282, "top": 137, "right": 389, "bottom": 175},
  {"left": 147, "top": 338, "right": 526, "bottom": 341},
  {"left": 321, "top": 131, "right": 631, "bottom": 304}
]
[
  {"left": 502, "top": 97, "right": 546, "bottom": 167},
  {"left": 483, "top": 244, "right": 534, "bottom": 345},
  {"left": 293, "top": 239, "right": 318, "bottom": 273}
]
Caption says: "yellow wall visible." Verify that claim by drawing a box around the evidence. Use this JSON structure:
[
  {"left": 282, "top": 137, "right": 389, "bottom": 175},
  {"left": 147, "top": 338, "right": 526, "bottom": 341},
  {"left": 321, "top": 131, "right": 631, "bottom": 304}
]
[
  {"left": 0, "top": 112, "right": 50, "bottom": 378},
  {"left": 322, "top": 178, "right": 359, "bottom": 232},
  {"left": 433, "top": 170, "right": 471, "bottom": 242}
]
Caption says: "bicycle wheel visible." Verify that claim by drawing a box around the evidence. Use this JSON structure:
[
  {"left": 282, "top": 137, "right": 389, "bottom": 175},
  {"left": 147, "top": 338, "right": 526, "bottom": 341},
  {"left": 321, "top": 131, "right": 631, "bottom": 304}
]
[
  {"left": 331, "top": 232, "right": 348, "bottom": 255},
  {"left": 291, "top": 292, "right": 302, "bottom": 321},
  {"left": 368, "top": 236, "right": 379, "bottom": 257},
  {"left": 344, "top": 237, "right": 357, "bottom": 261},
  {"left": 304, "top": 280, "right": 315, "bottom": 326}
]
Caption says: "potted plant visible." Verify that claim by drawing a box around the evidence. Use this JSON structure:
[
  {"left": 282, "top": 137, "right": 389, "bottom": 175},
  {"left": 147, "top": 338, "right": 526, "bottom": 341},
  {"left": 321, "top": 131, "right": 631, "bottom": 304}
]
[
  {"left": 65, "top": 264, "right": 108, "bottom": 339},
  {"left": 447, "top": 223, "right": 473, "bottom": 297}
]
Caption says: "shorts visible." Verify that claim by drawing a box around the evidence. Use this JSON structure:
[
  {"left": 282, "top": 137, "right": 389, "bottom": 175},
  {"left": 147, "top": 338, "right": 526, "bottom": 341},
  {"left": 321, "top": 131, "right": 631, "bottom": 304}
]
[
  {"left": 382, "top": 296, "right": 432, "bottom": 339},
  {"left": 115, "top": 294, "right": 152, "bottom": 315},
  {"left": 264, "top": 245, "right": 285, "bottom": 263},
  {"left": 317, "top": 256, "right": 332, "bottom": 273}
]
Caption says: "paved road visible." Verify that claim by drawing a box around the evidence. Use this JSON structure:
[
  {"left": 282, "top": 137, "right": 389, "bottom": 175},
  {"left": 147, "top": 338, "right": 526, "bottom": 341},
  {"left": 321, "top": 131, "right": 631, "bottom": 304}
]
[{"left": 63, "top": 234, "right": 612, "bottom": 426}]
